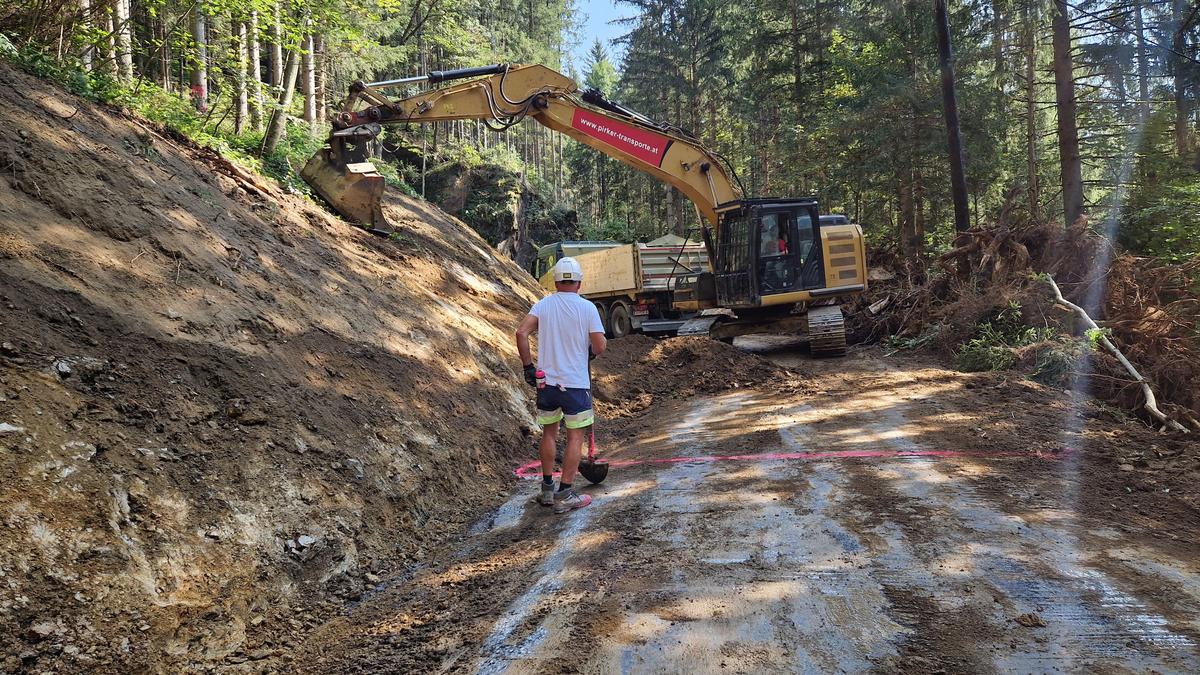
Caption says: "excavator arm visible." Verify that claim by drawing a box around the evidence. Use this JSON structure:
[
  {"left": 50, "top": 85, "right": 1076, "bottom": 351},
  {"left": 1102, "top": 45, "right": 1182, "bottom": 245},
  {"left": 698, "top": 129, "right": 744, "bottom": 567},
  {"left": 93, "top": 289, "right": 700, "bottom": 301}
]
[{"left": 301, "top": 63, "right": 741, "bottom": 233}]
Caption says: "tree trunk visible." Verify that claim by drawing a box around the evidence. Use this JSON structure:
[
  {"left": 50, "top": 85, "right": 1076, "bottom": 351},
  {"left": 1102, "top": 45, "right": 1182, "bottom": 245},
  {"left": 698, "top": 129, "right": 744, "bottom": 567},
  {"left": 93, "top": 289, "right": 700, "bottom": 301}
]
[
  {"left": 189, "top": 9, "right": 208, "bottom": 112},
  {"left": 261, "top": 49, "right": 300, "bottom": 156},
  {"left": 992, "top": 0, "right": 1006, "bottom": 79},
  {"left": 270, "top": 2, "right": 284, "bottom": 89},
  {"left": 158, "top": 15, "right": 170, "bottom": 89},
  {"left": 935, "top": 0, "right": 970, "bottom": 233},
  {"left": 301, "top": 33, "right": 317, "bottom": 128},
  {"left": 665, "top": 183, "right": 675, "bottom": 236},
  {"left": 80, "top": 0, "right": 93, "bottom": 71},
  {"left": 1134, "top": 0, "right": 1150, "bottom": 121},
  {"left": 314, "top": 34, "right": 326, "bottom": 122},
  {"left": 235, "top": 19, "right": 249, "bottom": 135},
  {"left": 1052, "top": 0, "right": 1084, "bottom": 226},
  {"left": 914, "top": 168, "right": 927, "bottom": 251},
  {"left": 102, "top": 6, "right": 117, "bottom": 78},
  {"left": 897, "top": 168, "right": 917, "bottom": 257},
  {"left": 249, "top": 11, "right": 263, "bottom": 129},
  {"left": 114, "top": 0, "right": 133, "bottom": 82},
  {"left": 1024, "top": 1, "right": 1040, "bottom": 220},
  {"left": 1172, "top": 0, "right": 1192, "bottom": 159}
]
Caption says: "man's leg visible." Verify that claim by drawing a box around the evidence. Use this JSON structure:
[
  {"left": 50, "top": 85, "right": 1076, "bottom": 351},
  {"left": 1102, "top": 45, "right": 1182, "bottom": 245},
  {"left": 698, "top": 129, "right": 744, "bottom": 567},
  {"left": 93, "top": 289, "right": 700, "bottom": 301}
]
[
  {"left": 559, "top": 426, "right": 585, "bottom": 486},
  {"left": 553, "top": 424, "right": 593, "bottom": 513},
  {"left": 539, "top": 421, "right": 559, "bottom": 477}
]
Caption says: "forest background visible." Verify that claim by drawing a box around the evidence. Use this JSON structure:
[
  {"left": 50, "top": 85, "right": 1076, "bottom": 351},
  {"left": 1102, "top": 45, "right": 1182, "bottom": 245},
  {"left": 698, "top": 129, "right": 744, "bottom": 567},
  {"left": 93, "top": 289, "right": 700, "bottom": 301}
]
[{"left": 2, "top": 0, "right": 1199, "bottom": 265}]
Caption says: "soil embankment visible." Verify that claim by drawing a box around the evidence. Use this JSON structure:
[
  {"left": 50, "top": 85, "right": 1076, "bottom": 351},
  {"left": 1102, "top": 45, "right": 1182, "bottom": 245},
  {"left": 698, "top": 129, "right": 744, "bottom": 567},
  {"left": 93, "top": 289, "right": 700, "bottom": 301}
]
[{"left": 0, "top": 62, "right": 542, "bottom": 671}]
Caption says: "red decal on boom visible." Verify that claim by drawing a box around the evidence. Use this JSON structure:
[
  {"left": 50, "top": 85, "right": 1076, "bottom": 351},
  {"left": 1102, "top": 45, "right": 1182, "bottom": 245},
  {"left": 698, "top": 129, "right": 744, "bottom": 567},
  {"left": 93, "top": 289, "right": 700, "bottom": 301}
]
[{"left": 571, "top": 108, "right": 671, "bottom": 167}]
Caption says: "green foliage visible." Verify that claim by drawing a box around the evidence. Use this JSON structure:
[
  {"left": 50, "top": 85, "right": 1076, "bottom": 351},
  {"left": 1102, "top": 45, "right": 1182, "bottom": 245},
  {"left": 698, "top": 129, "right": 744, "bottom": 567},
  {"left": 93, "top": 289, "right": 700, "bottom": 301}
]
[
  {"left": 1030, "top": 340, "right": 1089, "bottom": 387},
  {"left": 884, "top": 325, "right": 942, "bottom": 352},
  {"left": 955, "top": 302, "right": 1057, "bottom": 372},
  {"left": 583, "top": 40, "right": 618, "bottom": 96},
  {"left": 1121, "top": 169, "right": 1200, "bottom": 262},
  {"left": 957, "top": 296, "right": 1100, "bottom": 386},
  {"left": 1084, "top": 326, "right": 1112, "bottom": 349},
  {"left": 6, "top": 0, "right": 1200, "bottom": 258},
  {"left": 2, "top": 40, "right": 122, "bottom": 101},
  {"left": 956, "top": 339, "right": 1018, "bottom": 372}
]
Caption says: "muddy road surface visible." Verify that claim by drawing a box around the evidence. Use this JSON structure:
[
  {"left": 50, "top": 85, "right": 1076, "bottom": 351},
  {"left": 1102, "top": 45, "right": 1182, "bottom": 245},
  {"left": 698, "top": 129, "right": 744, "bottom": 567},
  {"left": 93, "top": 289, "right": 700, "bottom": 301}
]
[{"left": 298, "top": 343, "right": 1200, "bottom": 673}]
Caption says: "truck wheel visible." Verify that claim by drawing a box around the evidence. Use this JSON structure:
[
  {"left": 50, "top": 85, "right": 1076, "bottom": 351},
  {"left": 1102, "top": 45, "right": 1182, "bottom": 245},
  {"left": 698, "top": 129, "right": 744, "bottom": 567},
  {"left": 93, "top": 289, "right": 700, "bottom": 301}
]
[
  {"left": 594, "top": 302, "right": 611, "bottom": 336},
  {"left": 609, "top": 302, "right": 633, "bottom": 339}
]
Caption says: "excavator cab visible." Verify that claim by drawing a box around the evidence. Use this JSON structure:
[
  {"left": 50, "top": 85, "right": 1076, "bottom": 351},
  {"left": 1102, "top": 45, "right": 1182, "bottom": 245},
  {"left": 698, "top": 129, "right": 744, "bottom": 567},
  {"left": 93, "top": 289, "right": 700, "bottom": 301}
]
[{"left": 712, "top": 199, "right": 822, "bottom": 308}]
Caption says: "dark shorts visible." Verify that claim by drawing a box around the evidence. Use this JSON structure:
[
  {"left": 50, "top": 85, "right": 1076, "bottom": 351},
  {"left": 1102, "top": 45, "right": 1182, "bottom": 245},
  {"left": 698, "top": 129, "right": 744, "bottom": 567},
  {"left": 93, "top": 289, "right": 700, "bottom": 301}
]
[{"left": 535, "top": 386, "right": 594, "bottom": 429}]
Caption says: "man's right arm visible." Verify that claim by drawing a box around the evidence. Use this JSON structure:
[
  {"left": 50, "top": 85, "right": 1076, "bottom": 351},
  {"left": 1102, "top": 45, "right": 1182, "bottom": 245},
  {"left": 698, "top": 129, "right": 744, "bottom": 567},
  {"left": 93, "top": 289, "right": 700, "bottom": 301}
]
[
  {"left": 587, "top": 302, "right": 607, "bottom": 357},
  {"left": 589, "top": 331, "right": 607, "bottom": 358},
  {"left": 515, "top": 313, "right": 539, "bottom": 385}
]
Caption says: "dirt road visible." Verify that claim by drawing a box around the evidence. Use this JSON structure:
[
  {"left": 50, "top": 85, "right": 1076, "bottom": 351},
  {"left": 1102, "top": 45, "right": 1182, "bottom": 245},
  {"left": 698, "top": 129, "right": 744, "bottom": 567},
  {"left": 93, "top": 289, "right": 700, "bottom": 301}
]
[{"left": 299, "top": 343, "right": 1200, "bottom": 673}]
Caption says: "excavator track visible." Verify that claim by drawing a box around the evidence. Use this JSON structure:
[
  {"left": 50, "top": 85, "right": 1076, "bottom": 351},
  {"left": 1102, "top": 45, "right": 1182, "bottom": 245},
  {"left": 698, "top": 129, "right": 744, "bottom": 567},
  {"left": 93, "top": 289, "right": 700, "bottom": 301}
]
[{"left": 807, "top": 305, "right": 847, "bottom": 357}]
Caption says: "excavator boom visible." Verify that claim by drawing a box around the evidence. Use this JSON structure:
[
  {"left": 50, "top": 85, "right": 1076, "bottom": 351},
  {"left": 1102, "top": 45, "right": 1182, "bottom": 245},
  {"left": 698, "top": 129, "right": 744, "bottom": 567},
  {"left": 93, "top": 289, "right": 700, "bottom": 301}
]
[{"left": 301, "top": 63, "right": 739, "bottom": 233}]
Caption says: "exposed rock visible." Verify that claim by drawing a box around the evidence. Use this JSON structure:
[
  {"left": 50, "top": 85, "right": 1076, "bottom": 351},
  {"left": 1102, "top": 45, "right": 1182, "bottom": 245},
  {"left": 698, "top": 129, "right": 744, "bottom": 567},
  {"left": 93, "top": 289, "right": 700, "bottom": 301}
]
[
  {"left": 27, "top": 621, "right": 57, "bottom": 640},
  {"left": 1015, "top": 612, "right": 1047, "bottom": 628}
]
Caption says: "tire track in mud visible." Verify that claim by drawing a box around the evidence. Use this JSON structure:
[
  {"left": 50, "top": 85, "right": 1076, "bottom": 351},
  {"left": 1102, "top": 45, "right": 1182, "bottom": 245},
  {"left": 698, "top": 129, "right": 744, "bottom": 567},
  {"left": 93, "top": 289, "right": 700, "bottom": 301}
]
[{"left": 816, "top": 371, "right": 1200, "bottom": 673}]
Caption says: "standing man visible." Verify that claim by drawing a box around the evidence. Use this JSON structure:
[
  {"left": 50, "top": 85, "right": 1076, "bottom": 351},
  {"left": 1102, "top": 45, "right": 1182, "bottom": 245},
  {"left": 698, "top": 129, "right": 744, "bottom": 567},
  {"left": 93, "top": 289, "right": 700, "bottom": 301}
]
[{"left": 515, "top": 257, "right": 607, "bottom": 514}]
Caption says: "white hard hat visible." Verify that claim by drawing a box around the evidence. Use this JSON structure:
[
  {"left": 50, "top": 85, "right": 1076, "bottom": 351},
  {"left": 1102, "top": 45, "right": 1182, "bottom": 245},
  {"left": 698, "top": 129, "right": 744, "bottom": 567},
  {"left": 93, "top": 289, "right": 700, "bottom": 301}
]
[{"left": 553, "top": 257, "right": 583, "bottom": 282}]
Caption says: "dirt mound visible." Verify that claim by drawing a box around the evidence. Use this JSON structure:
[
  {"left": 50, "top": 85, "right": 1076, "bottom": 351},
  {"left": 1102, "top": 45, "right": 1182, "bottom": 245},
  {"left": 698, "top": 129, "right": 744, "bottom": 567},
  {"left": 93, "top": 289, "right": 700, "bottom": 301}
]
[
  {"left": 591, "top": 335, "right": 806, "bottom": 418},
  {"left": 854, "top": 209, "right": 1200, "bottom": 430},
  {"left": 0, "top": 62, "right": 544, "bottom": 671}
]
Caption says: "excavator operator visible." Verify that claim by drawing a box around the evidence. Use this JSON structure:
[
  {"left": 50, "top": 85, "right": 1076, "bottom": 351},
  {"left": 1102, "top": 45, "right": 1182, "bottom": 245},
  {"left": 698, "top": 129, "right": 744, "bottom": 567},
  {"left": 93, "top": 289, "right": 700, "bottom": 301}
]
[{"left": 515, "top": 258, "right": 607, "bottom": 514}]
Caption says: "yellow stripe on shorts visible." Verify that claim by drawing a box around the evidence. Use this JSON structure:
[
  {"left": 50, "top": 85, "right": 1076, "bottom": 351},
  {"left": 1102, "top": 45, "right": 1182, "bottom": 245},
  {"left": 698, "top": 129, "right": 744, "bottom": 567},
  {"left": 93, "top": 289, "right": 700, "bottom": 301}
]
[{"left": 563, "top": 409, "right": 594, "bottom": 429}]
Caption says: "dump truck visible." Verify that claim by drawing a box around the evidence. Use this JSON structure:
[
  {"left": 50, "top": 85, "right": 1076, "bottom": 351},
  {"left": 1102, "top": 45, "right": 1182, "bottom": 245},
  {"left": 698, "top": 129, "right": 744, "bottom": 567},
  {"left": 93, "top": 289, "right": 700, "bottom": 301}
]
[{"left": 533, "top": 238, "right": 710, "bottom": 338}]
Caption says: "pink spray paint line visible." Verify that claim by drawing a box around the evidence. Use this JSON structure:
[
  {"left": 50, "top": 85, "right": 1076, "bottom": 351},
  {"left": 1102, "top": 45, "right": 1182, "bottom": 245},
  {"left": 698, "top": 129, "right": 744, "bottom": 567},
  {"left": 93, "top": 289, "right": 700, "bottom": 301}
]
[{"left": 514, "top": 447, "right": 1073, "bottom": 480}]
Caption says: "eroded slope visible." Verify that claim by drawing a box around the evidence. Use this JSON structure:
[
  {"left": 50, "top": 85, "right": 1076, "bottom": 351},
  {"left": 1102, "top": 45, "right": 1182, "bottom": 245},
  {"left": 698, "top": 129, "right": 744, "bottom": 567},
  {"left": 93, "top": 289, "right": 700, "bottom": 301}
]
[{"left": 0, "top": 63, "right": 541, "bottom": 671}]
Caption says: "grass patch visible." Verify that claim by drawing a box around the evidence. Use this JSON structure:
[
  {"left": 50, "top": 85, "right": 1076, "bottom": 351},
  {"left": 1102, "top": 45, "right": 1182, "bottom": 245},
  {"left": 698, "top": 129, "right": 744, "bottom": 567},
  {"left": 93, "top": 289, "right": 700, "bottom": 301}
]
[{"left": 1, "top": 42, "right": 419, "bottom": 202}]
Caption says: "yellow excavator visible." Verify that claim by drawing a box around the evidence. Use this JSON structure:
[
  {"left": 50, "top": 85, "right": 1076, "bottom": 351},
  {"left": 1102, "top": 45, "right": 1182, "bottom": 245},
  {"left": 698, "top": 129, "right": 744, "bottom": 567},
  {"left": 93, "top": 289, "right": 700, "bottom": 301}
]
[{"left": 301, "top": 63, "right": 867, "bottom": 354}]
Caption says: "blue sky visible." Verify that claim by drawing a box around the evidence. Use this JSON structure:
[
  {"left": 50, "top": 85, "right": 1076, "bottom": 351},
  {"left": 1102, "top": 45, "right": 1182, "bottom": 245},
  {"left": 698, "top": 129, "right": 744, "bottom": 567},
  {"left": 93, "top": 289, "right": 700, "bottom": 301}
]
[{"left": 567, "top": 0, "right": 637, "bottom": 74}]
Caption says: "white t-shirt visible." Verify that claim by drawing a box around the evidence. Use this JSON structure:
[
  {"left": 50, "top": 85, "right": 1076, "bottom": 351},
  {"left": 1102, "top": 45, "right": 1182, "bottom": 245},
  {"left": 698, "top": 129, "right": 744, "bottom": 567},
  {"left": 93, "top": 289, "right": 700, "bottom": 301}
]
[{"left": 529, "top": 292, "right": 605, "bottom": 389}]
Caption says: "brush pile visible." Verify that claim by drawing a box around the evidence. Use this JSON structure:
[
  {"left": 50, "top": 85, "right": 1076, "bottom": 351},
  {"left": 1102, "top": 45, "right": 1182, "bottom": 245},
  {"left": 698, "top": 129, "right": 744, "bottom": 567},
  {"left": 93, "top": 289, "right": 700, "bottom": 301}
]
[{"left": 855, "top": 207, "right": 1200, "bottom": 431}]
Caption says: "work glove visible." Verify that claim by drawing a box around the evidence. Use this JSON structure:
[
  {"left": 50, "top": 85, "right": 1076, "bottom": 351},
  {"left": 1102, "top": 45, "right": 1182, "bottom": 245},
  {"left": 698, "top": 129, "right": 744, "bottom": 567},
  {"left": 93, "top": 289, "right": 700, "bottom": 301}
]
[{"left": 523, "top": 363, "right": 538, "bottom": 387}]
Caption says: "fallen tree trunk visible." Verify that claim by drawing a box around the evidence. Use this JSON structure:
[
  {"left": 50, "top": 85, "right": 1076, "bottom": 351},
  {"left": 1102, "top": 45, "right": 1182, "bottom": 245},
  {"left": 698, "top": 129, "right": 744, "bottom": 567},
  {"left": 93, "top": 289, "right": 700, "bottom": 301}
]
[{"left": 1045, "top": 274, "right": 1188, "bottom": 433}]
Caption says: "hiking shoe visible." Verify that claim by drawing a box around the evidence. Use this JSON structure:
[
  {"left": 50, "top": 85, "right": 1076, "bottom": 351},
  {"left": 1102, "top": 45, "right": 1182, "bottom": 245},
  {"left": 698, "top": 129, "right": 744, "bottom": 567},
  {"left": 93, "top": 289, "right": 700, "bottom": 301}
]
[
  {"left": 536, "top": 484, "right": 554, "bottom": 507},
  {"left": 553, "top": 489, "right": 592, "bottom": 514}
]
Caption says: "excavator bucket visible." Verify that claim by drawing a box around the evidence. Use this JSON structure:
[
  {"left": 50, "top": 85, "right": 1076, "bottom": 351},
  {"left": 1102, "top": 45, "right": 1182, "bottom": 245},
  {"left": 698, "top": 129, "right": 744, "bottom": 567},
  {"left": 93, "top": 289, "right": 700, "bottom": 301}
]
[{"left": 301, "top": 146, "right": 391, "bottom": 236}]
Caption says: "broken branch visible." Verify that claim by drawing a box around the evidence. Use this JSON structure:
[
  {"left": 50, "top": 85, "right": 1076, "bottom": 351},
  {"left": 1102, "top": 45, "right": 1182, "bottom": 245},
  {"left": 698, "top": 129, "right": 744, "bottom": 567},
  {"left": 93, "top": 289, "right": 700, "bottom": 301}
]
[{"left": 1044, "top": 274, "right": 1188, "bottom": 433}]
